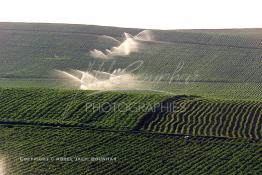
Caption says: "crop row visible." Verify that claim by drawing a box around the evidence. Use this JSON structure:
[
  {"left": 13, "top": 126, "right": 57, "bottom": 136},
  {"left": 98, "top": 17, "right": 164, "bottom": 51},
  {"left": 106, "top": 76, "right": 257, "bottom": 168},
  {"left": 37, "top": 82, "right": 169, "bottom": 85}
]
[
  {"left": 0, "top": 88, "right": 261, "bottom": 140},
  {"left": 0, "top": 126, "right": 261, "bottom": 175},
  {"left": 139, "top": 96, "right": 262, "bottom": 140},
  {"left": 0, "top": 88, "right": 167, "bottom": 129}
]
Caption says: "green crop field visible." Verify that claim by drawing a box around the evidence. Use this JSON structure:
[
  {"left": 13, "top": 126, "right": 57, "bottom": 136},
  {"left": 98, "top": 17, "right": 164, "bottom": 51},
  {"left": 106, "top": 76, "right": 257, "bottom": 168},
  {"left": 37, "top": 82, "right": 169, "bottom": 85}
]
[
  {"left": 0, "top": 22, "right": 261, "bottom": 174},
  {"left": 0, "top": 126, "right": 261, "bottom": 175},
  {"left": 1, "top": 22, "right": 262, "bottom": 100},
  {"left": 0, "top": 88, "right": 261, "bottom": 140},
  {"left": 137, "top": 95, "right": 262, "bottom": 140}
]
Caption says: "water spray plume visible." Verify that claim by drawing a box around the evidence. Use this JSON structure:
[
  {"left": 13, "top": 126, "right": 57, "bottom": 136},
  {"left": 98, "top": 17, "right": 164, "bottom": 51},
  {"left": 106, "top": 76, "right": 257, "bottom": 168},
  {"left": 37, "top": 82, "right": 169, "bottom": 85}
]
[
  {"left": 98, "top": 35, "right": 120, "bottom": 44},
  {"left": 90, "top": 49, "right": 108, "bottom": 59},
  {"left": 55, "top": 30, "right": 183, "bottom": 93},
  {"left": 89, "top": 30, "right": 155, "bottom": 59},
  {"left": 90, "top": 36, "right": 139, "bottom": 59},
  {"left": 134, "top": 30, "right": 155, "bottom": 41},
  {"left": 55, "top": 68, "right": 142, "bottom": 91},
  {"left": 123, "top": 32, "right": 133, "bottom": 39}
]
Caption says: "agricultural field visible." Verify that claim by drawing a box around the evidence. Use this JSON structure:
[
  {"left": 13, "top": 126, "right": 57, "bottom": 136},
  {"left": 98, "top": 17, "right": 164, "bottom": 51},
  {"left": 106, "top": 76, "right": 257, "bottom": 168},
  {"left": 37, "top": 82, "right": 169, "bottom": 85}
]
[
  {"left": 0, "top": 87, "right": 261, "bottom": 174},
  {"left": 1, "top": 23, "right": 262, "bottom": 100},
  {"left": 137, "top": 95, "right": 262, "bottom": 140},
  {"left": 0, "top": 22, "right": 261, "bottom": 174},
  {"left": 0, "top": 23, "right": 261, "bottom": 83},
  {"left": 0, "top": 88, "right": 261, "bottom": 140},
  {"left": 0, "top": 126, "right": 261, "bottom": 175},
  {"left": 0, "top": 88, "right": 167, "bottom": 129}
]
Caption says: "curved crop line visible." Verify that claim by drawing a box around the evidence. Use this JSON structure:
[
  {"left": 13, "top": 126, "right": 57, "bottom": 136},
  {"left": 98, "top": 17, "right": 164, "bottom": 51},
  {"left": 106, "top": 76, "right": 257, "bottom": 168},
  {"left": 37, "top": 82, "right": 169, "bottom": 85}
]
[
  {"left": 165, "top": 113, "right": 176, "bottom": 133},
  {"left": 182, "top": 101, "right": 203, "bottom": 134},
  {"left": 227, "top": 103, "right": 247, "bottom": 138},
  {"left": 203, "top": 102, "right": 220, "bottom": 136},
  {"left": 254, "top": 106, "right": 262, "bottom": 139},
  {"left": 189, "top": 101, "right": 211, "bottom": 136},
  {"left": 171, "top": 100, "right": 195, "bottom": 134},
  {"left": 239, "top": 104, "right": 257, "bottom": 139},
  {"left": 153, "top": 114, "right": 166, "bottom": 132},
  {"left": 195, "top": 103, "right": 215, "bottom": 136},
  {"left": 216, "top": 102, "right": 236, "bottom": 137},
  {"left": 160, "top": 113, "right": 172, "bottom": 133},
  {"left": 234, "top": 103, "right": 253, "bottom": 138},
  {"left": 174, "top": 100, "right": 201, "bottom": 134},
  {"left": 212, "top": 103, "right": 231, "bottom": 137},
  {"left": 199, "top": 102, "right": 217, "bottom": 136},
  {"left": 222, "top": 103, "right": 243, "bottom": 137},
  {"left": 147, "top": 114, "right": 161, "bottom": 132},
  {"left": 179, "top": 100, "right": 200, "bottom": 134},
  {"left": 155, "top": 111, "right": 168, "bottom": 132},
  {"left": 246, "top": 104, "right": 260, "bottom": 139}
]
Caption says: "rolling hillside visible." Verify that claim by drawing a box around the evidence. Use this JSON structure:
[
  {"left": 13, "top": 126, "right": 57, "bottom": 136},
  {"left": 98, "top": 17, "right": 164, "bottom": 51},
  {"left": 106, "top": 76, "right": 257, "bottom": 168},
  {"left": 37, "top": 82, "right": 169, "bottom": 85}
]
[
  {"left": 0, "top": 88, "right": 261, "bottom": 174},
  {"left": 0, "top": 23, "right": 261, "bottom": 174},
  {"left": 0, "top": 22, "right": 261, "bottom": 83},
  {"left": 0, "top": 126, "right": 261, "bottom": 175},
  {"left": 0, "top": 22, "right": 261, "bottom": 100},
  {"left": 0, "top": 88, "right": 261, "bottom": 140}
]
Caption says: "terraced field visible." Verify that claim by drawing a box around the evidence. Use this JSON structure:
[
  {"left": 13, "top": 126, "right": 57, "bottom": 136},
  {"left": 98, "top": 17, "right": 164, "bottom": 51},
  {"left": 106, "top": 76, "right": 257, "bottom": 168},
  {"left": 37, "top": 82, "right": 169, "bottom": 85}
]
[{"left": 0, "top": 126, "right": 261, "bottom": 175}]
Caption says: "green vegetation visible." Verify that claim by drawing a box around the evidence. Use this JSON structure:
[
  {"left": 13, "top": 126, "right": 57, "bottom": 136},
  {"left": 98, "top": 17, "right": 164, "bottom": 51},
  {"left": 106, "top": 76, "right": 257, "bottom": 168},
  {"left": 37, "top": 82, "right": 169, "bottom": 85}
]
[
  {"left": 152, "top": 82, "right": 262, "bottom": 101},
  {"left": 0, "top": 78, "right": 69, "bottom": 88},
  {"left": 0, "top": 88, "right": 167, "bottom": 129},
  {"left": 138, "top": 96, "right": 262, "bottom": 140},
  {"left": 0, "top": 88, "right": 261, "bottom": 140},
  {"left": 0, "top": 22, "right": 261, "bottom": 100},
  {"left": 0, "top": 23, "right": 261, "bottom": 174},
  {"left": 0, "top": 126, "right": 261, "bottom": 175}
]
